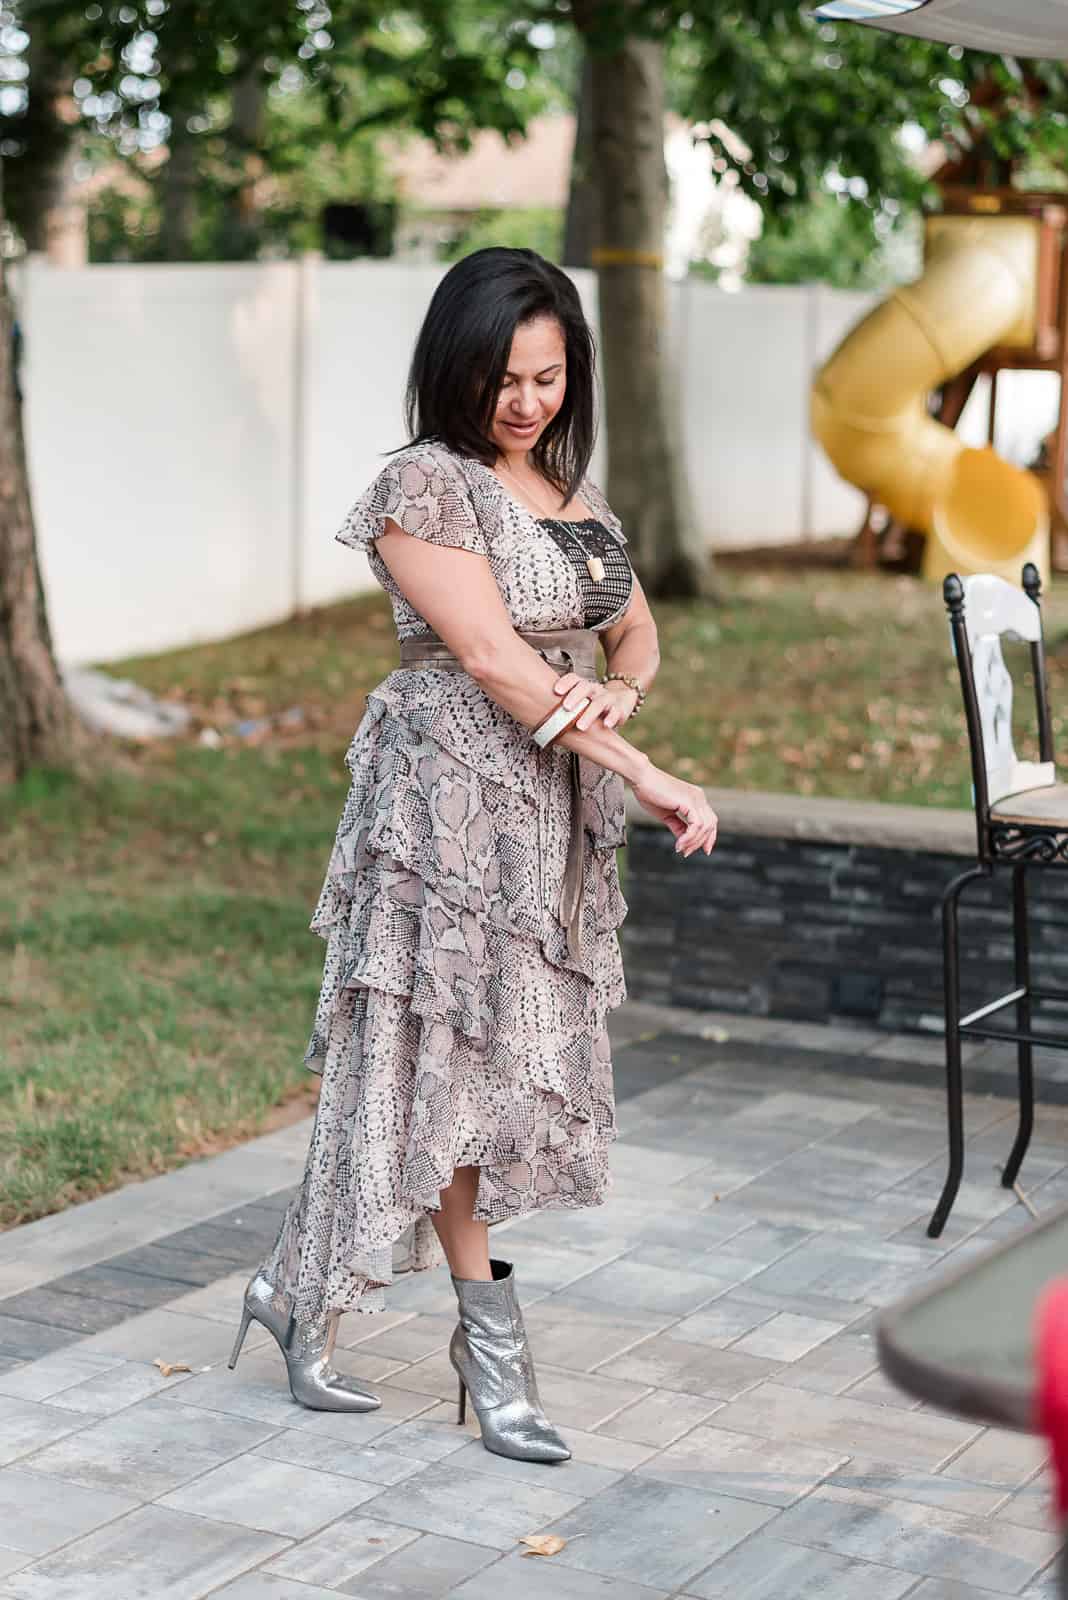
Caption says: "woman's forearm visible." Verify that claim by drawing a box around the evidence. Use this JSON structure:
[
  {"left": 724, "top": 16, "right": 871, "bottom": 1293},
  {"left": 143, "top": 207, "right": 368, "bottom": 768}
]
[
  {"left": 468, "top": 636, "right": 652, "bottom": 787},
  {"left": 552, "top": 713, "right": 651, "bottom": 784}
]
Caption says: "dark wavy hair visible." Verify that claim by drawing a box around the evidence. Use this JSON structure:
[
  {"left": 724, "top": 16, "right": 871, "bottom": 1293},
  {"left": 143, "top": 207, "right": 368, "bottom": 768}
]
[{"left": 399, "top": 247, "right": 597, "bottom": 504}]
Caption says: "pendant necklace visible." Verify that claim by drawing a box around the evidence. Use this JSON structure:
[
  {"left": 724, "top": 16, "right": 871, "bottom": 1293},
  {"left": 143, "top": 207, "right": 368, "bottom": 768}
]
[{"left": 497, "top": 460, "right": 607, "bottom": 583}]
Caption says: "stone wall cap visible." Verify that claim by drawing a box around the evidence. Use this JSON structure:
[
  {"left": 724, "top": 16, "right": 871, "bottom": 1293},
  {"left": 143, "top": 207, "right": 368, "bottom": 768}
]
[{"left": 624, "top": 785, "right": 977, "bottom": 857}]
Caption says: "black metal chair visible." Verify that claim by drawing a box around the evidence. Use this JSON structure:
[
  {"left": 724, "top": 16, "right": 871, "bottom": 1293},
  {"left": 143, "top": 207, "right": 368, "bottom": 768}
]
[{"left": 930, "top": 561, "right": 1068, "bottom": 1238}]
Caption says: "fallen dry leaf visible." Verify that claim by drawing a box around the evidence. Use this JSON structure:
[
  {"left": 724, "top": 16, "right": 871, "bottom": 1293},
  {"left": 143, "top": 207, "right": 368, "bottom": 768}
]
[
  {"left": 153, "top": 1357, "right": 192, "bottom": 1377},
  {"left": 520, "top": 1535, "right": 568, "bottom": 1559}
]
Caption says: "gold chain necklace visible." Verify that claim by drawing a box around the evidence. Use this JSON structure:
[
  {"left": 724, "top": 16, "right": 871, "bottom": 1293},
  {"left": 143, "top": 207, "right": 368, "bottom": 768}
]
[{"left": 496, "top": 461, "right": 606, "bottom": 584}]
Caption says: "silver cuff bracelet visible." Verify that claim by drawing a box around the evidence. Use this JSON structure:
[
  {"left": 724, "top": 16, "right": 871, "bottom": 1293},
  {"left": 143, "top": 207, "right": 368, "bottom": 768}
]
[{"left": 531, "top": 696, "right": 591, "bottom": 750}]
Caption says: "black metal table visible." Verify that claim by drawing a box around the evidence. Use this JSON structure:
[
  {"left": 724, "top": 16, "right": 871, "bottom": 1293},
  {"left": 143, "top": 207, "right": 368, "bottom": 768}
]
[{"left": 877, "top": 1202, "right": 1067, "bottom": 1592}]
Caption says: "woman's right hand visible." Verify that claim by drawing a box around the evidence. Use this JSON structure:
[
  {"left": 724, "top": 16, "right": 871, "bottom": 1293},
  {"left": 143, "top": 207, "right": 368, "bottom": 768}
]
[{"left": 631, "top": 763, "right": 718, "bottom": 857}]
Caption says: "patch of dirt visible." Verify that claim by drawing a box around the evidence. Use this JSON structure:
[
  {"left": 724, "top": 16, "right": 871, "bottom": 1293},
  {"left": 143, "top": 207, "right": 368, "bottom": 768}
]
[
  {"left": 716, "top": 538, "right": 854, "bottom": 571},
  {"left": 174, "top": 1079, "right": 322, "bottom": 1161}
]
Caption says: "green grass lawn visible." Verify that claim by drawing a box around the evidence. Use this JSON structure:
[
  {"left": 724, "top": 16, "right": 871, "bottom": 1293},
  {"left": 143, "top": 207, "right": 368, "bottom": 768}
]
[{"left": 5, "top": 568, "right": 1068, "bottom": 1228}]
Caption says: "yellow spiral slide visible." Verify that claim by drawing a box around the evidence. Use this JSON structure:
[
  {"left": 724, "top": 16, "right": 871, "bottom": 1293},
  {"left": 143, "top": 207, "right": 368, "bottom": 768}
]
[{"left": 811, "top": 214, "right": 1050, "bottom": 581}]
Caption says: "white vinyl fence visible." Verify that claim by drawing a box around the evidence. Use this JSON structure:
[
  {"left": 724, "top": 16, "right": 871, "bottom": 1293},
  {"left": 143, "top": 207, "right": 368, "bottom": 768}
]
[{"left": 18, "top": 257, "right": 1058, "bottom": 665}]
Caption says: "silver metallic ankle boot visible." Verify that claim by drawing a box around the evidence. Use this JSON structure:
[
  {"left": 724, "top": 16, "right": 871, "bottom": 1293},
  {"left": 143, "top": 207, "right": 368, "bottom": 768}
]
[
  {"left": 229, "top": 1271, "right": 381, "bottom": 1414},
  {"left": 450, "top": 1259, "right": 570, "bottom": 1463}
]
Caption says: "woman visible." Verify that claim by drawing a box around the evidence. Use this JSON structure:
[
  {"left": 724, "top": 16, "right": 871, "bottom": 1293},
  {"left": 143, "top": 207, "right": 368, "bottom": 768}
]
[{"left": 229, "top": 246, "right": 718, "bottom": 1464}]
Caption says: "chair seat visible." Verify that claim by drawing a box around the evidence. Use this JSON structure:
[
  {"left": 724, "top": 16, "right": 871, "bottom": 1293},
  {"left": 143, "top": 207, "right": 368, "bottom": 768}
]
[{"left": 991, "top": 783, "right": 1068, "bottom": 828}]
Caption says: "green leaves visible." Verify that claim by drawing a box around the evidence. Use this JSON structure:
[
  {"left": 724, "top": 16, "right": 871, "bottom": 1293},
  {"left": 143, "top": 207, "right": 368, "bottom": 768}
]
[
  {"left": 661, "top": 3, "right": 1068, "bottom": 250},
  {"left": 11, "top": 0, "right": 1068, "bottom": 267},
  {"left": 6, "top": 0, "right": 565, "bottom": 259}
]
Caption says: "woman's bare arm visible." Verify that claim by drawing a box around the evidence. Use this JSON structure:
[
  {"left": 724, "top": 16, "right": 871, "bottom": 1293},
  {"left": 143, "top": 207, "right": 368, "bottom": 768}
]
[
  {"left": 373, "top": 521, "right": 652, "bottom": 786},
  {"left": 596, "top": 574, "right": 660, "bottom": 696}
]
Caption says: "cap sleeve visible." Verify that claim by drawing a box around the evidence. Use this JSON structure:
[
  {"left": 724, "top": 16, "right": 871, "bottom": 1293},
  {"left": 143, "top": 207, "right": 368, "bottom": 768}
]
[
  {"left": 581, "top": 476, "right": 627, "bottom": 544},
  {"left": 336, "top": 447, "right": 489, "bottom": 556}
]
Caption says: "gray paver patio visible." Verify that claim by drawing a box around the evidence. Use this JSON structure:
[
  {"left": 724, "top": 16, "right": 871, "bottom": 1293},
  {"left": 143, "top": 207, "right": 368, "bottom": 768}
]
[{"left": 0, "top": 997, "right": 1066, "bottom": 1598}]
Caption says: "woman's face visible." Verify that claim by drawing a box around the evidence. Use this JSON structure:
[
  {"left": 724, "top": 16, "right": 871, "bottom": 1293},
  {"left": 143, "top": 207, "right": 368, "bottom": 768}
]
[{"left": 490, "top": 315, "right": 567, "bottom": 457}]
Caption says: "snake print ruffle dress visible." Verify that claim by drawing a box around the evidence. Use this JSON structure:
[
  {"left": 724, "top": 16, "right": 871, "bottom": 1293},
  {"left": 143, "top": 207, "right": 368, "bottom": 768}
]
[{"left": 261, "top": 439, "right": 635, "bottom": 1328}]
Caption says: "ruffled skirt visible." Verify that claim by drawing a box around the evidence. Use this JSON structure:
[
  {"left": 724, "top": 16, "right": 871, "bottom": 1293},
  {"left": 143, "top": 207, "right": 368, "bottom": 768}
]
[{"left": 262, "top": 671, "right": 629, "bottom": 1324}]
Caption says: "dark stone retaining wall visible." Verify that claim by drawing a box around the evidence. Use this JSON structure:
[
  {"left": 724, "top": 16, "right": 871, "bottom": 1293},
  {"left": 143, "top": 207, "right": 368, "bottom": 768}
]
[{"left": 619, "top": 788, "right": 1068, "bottom": 1036}]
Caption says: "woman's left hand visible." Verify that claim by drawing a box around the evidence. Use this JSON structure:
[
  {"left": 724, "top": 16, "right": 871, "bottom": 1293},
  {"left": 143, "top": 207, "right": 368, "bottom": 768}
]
[{"left": 552, "top": 672, "right": 638, "bottom": 731}]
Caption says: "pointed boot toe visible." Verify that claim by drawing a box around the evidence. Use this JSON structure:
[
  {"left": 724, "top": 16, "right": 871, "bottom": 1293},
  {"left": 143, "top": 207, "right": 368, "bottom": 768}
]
[
  {"left": 538, "top": 1439, "right": 571, "bottom": 1464},
  {"left": 285, "top": 1314, "right": 381, "bottom": 1413},
  {"left": 287, "top": 1362, "right": 382, "bottom": 1413}
]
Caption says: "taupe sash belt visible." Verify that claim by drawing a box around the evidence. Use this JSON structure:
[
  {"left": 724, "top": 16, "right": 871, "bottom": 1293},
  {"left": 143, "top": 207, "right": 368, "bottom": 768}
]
[{"left": 398, "top": 626, "right": 599, "bottom": 966}]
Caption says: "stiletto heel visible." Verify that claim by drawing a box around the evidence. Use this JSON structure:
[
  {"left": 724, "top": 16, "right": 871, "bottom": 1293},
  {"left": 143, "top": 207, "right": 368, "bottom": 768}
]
[
  {"left": 227, "top": 1304, "right": 253, "bottom": 1370},
  {"left": 449, "top": 1259, "right": 570, "bottom": 1463},
  {"left": 457, "top": 1378, "right": 467, "bottom": 1425},
  {"left": 229, "top": 1270, "right": 381, "bottom": 1414}
]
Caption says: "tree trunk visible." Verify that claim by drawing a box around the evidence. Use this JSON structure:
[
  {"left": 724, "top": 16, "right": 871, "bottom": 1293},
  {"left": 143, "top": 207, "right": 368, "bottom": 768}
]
[
  {"left": 23, "top": 140, "right": 86, "bottom": 265},
  {"left": 0, "top": 242, "right": 79, "bottom": 781},
  {"left": 160, "top": 123, "right": 198, "bottom": 260},
  {"left": 562, "top": 53, "right": 599, "bottom": 269},
  {"left": 572, "top": 7, "right": 715, "bottom": 599},
  {"left": 10, "top": 32, "right": 87, "bottom": 263},
  {"left": 220, "top": 65, "right": 265, "bottom": 261}
]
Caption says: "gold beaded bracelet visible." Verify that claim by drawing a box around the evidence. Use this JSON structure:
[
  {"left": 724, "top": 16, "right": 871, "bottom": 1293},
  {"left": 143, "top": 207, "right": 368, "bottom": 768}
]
[{"left": 600, "top": 671, "right": 645, "bottom": 716}]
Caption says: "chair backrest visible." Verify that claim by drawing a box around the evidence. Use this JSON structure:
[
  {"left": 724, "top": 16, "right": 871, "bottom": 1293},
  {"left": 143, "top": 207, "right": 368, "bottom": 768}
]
[{"left": 946, "top": 564, "right": 1055, "bottom": 813}]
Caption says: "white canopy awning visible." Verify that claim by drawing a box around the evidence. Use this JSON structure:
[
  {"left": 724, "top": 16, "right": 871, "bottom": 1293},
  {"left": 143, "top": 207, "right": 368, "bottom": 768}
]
[{"left": 814, "top": 0, "right": 1068, "bottom": 58}]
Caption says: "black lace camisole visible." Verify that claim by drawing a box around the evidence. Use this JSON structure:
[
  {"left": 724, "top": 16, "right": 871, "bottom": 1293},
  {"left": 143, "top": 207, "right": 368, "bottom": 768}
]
[{"left": 536, "top": 517, "right": 633, "bottom": 628}]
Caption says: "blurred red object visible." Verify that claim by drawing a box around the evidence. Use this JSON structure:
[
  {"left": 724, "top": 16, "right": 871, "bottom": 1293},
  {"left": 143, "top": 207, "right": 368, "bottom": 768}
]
[{"left": 1037, "top": 1280, "right": 1068, "bottom": 1516}]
